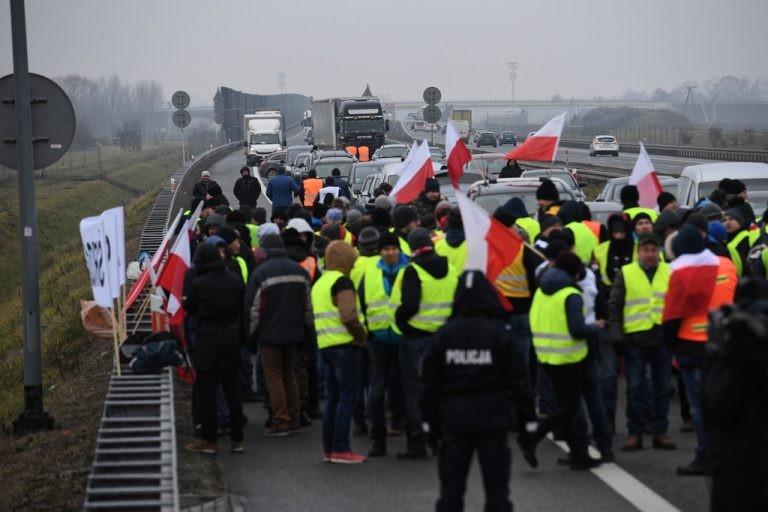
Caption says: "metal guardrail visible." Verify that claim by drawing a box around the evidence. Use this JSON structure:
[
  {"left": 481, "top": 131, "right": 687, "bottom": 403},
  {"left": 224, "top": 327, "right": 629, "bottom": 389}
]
[{"left": 558, "top": 139, "right": 768, "bottom": 163}]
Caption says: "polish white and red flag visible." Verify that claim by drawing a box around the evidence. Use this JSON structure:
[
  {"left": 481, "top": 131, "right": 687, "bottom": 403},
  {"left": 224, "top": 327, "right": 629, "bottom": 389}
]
[
  {"left": 662, "top": 249, "right": 719, "bottom": 322},
  {"left": 629, "top": 142, "right": 663, "bottom": 209},
  {"left": 390, "top": 139, "right": 434, "bottom": 204},
  {"left": 455, "top": 191, "right": 524, "bottom": 310},
  {"left": 445, "top": 121, "right": 472, "bottom": 187},
  {"left": 505, "top": 112, "right": 566, "bottom": 162},
  {"left": 156, "top": 219, "right": 193, "bottom": 325}
]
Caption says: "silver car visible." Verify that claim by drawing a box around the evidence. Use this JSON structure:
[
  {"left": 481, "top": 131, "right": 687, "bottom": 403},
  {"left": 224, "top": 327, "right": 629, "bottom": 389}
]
[{"left": 468, "top": 177, "right": 576, "bottom": 215}]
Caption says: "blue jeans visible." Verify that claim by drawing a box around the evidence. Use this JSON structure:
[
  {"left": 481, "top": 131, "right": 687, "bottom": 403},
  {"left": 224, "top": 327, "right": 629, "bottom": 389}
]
[
  {"left": 676, "top": 353, "right": 707, "bottom": 458},
  {"left": 625, "top": 345, "right": 672, "bottom": 436},
  {"left": 596, "top": 330, "right": 619, "bottom": 432},
  {"left": 507, "top": 313, "right": 532, "bottom": 371},
  {"left": 579, "top": 351, "right": 613, "bottom": 454},
  {"left": 368, "top": 339, "right": 401, "bottom": 438},
  {"left": 400, "top": 337, "right": 429, "bottom": 452},
  {"left": 321, "top": 345, "right": 360, "bottom": 454}
]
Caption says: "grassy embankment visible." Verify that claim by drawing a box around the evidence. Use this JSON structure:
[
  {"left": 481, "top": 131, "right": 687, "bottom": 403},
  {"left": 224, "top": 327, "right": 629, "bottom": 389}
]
[{"left": 0, "top": 143, "right": 180, "bottom": 511}]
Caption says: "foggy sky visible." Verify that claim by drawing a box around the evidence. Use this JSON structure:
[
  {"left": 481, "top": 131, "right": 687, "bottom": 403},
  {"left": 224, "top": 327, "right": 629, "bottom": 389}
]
[{"left": 1, "top": 0, "right": 767, "bottom": 107}]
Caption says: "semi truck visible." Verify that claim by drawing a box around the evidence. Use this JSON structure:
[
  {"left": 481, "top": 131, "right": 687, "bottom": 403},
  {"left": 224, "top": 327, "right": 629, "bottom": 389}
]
[
  {"left": 311, "top": 97, "right": 389, "bottom": 152},
  {"left": 243, "top": 110, "right": 285, "bottom": 167}
]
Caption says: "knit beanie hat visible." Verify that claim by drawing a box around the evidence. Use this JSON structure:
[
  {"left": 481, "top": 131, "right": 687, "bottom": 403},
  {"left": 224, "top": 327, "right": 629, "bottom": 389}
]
[
  {"left": 657, "top": 191, "right": 676, "bottom": 211},
  {"left": 407, "top": 227, "right": 434, "bottom": 252},
  {"left": 536, "top": 179, "right": 559, "bottom": 201},
  {"left": 620, "top": 185, "right": 640, "bottom": 205},
  {"left": 672, "top": 225, "right": 705, "bottom": 256},
  {"left": 392, "top": 205, "right": 418, "bottom": 230}
]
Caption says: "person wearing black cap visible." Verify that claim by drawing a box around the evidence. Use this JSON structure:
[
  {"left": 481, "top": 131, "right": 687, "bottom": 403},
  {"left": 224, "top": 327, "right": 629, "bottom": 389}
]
[
  {"left": 663, "top": 225, "right": 738, "bottom": 476},
  {"left": 420, "top": 271, "right": 537, "bottom": 511},
  {"left": 391, "top": 227, "right": 458, "bottom": 460},
  {"left": 216, "top": 225, "right": 250, "bottom": 284},
  {"left": 657, "top": 191, "right": 677, "bottom": 213},
  {"left": 721, "top": 178, "right": 756, "bottom": 226},
  {"left": 504, "top": 197, "right": 540, "bottom": 241},
  {"left": 620, "top": 184, "right": 658, "bottom": 222},
  {"left": 535, "top": 178, "right": 562, "bottom": 217},
  {"left": 529, "top": 252, "right": 604, "bottom": 469},
  {"left": 392, "top": 205, "right": 420, "bottom": 257},
  {"left": 410, "top": 178, "right": 444, "bottom": 231},
  {"left": 245, "top": 234, "right": 313, "bottom": 437},
  {"left": 184, "top": 243, "right": 246, "bottom": 454},
  {"left": 233, "top": 166, "right": 262, "bottom": 209},
  {"left": 608, "top": 233, "right": 676, "bottom": 452},
  {"left": 358, "top": 230, "right": 409, "bottom": 456},
  {"left": 724, "top": 208, "right": 752, "bottom": 276},
  {"left": 533, "top": 214, "right": 564, "bottom": 253}
]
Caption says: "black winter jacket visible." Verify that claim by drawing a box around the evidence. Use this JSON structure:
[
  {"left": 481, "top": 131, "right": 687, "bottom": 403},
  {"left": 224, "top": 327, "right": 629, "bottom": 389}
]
[{"left": 233, "top": 175, "right": 262, "bottom": 205}]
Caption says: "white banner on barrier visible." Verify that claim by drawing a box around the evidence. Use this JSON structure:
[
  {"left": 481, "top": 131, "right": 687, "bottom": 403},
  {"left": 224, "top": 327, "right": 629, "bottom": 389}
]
[
  {"left": 100, "top": 206, "right": 126, "bottom": 297},
  {"left": 79, "top": 216, "right": 114, "bottom": 309}
]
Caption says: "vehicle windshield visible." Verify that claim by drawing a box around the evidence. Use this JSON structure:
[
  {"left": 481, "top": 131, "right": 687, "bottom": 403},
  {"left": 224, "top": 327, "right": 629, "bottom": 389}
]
[
  {"left": 250, "top": 133, "right": 279, "bottom": 145},
  {"left": 314, "top": 161, "right": 353, "bottom": 179},
  {"left": 468, "top": 157, "right": 509, "bottom": 176},
  {"left": 474, "top": 191, "right": 539, "bottom": 215},
  {"left": 286, "top": 147, "right": 310, "bottom": 162},
  {"left": 698, "top": 178, "right": 768, "bottom": 200},
  {"left": 343, "top": 118, "right": 383, "bottom": 133},
  {"left": 436, "top": 173, "right": 484, "bottom": 200},
  {"left": 385, "top": 174, "right": 400, "bottom": 186},
  {"left": 609, "top": 180, "right": 677, "bottom": 201},
  {"left": 597, "top": 137, "right": 616, "bottom": 143},
  {"left": 523, "top": 170, "right": 577, "bottom": 188},
  {"left": 352, "top": 164, "right": 385, "bottom": 184},
  {"left": 377, "top": 146, "right": 408, "bottom": 158}
]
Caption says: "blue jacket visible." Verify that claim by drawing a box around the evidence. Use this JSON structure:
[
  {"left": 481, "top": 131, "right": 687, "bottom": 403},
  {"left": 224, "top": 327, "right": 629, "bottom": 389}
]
[{"left": 266, "top": 172, "right": 299, "bottom": 210}]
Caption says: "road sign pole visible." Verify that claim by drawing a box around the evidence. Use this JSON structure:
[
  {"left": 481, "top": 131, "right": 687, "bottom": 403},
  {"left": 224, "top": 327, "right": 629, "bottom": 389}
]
[
  {"left": 180, "top": 126, "right": 186, "bottom": 165},
  {"left": 10, "top": 0, "right": 53, "bottom": 434}
]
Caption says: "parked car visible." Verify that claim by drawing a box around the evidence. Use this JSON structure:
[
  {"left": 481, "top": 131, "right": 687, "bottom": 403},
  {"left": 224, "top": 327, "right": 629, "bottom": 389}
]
[
  {"left": 310, "top": 151, "right": 356, "bottom": 180},
  {"left": 596, "top": 175, "right": 679, "bottom": 202},
  {"left": 349, "top": 160, "right": 393, "bottom": 197},
  {"left": 589, "top": 135, "right": 620, "bottom": 157},
  {"left": 258, "top": 151, "right": 287, "bottom": 180},
  {"left": 473, "top": 130, "right": 492, "bottom": 144},
  {"left": 468, "top": 177, "right": 576, "bottom": 216},
  {"left": 477, "top": 132, "right": 499, "bottom": 148},
  {"left": 677, "top": 162, "right": 768, "bottom": 218},
  {"left": 500, "top": 131, "right": 517, "bottom": 145},
  {"left": 433, "top": 170, "right": 485, "bottom": 203},
  {"left": 520, "top": 168, "right": 586, "bottom": 201},
  {"left": 372, "top": 143, "right": 410, "bottom": 160}
]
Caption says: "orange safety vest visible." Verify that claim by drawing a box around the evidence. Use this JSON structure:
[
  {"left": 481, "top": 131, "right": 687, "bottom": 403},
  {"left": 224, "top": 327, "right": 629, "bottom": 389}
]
[
  {"left": 303, "top": 178, "right": 324, "bottom": 207},
  {"left": 346, "top": 146, "right": 358, "bottom": 157},
  {"left": 677, "top": 256, "right": 737, "bottom": 342},
  {"left": 299, "top": 256, "right": 318, "bottom": 282},
  {"left": 358, "top": 146, "right": 370, "bottom": 162},
  {"left": 584, "top": 220, "right": 602, "bottom": 242}
]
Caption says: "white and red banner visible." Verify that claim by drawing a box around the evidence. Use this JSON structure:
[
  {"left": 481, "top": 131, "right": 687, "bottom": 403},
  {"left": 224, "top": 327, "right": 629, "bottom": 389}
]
[
  {"left": 663, "top": 249, "right": 719, "bottom": 321},
  {"left": 504, "top": 112, "right": 566, "bottom": 162},
  {"left": 629, "top": 142, "right": 663, "bottom": 209},
  {"left": 156, "top": 219, "right": 193, "bottom": 325},
  {"left": 390, "top": 139, "right": 434, "bottom": 204},
  {"left": 445, "top": 121, "right": 472, "bottom": 187}
]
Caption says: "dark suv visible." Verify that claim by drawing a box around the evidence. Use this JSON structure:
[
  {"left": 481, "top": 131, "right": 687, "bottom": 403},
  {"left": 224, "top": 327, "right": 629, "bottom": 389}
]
[
  {"left": 500, "top": 131, "right": 517, "bottom": 145},
  {"left": 477, "top": 132, "right": 498, "bottom": 148}
]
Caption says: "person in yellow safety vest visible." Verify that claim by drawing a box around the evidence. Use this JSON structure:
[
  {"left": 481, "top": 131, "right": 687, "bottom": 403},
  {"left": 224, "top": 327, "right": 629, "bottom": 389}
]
[
  {"left": 559, "top": 201, "right": 599, "bottom": 265},
  {"left": 724, "top": 208, "right": 753, "bottom": 276},
  {"left": 528, "top": 252, "right": 605, "bottom": 470},
  {"left": 500, "top": 196, "right": 540, "bottom": 244},
  {"left": 351, "top": 227, "right": 382, "bottom": 288},
  {"left": 357, "top": 231, "right": 409, "bottom": 457},
  {"left": 391, "top": 205, "right": 420, "bottom": 258},
  {"left": 430, "top": 201, "right": 452, "bottom": 243},
  {"left": 607, "top": 233, "right": 676, "bottom": 452},
  {"left": 620, "top": 184, "right": 659, "bottom": 222},
  {"left": 535, "top": 179, "right": 563, "bottom": 217},
  {"left": 434, "top": 207, "right": 468, "bottom": 273},
  {"left": 239, "top": 205, "right": 260, "bottom": 249},
  {"left": 594, "top": 213, "right": 635, "bottom": 287},
  {"left": 492, "top": 206, "right": 545, "bottom": 366},
  {"left": 217, "top": 225, "right": 252, "bottom": 283},
  {"left": 390, "top": 228, "right": 458, "bottom": 459},
  {"left": 301, "top": 169, "right": 325, "bottom": 209},
  {"left": 311, "top": 240, "right": 368, "bottom": 464}
]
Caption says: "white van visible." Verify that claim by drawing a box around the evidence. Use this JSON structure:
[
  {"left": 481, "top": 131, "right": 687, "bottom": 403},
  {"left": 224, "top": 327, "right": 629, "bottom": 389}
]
[{"left": 677, "top": 162, "right": 768, "bottom": 217}]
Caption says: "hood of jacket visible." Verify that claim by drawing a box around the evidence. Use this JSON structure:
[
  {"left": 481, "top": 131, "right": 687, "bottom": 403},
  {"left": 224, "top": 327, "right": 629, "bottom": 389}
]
[
  {"left": 450, "top": 271, "right": 504, "bottom": 319},
  {"left": 557, "top": 200, "right": 583, "bottom": 226},
  {"left": 411, "top": 251, "right": 449, "bottom": 279},
  {"left": 325, "top": 240, "right": 357, "bottom": 275},
  {"left": 538, "top": 267, "right": 576, "bottom": 295},
  {"left": 193, "top": 244, "right": 226, "bottom": 274}
]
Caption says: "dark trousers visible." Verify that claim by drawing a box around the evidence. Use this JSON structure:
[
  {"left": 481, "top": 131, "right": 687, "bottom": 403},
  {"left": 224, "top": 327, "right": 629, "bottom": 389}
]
[
  {"left": 354, "top": 346, "right": 370, "bottom": 426},
  {"left": 625, "top": 344, "right": 672, "bottom": 436},
  {"left": 321, "top": 345, "right": 360, "bottom": 453},
  {"left": 578, "top": 351, "right": 613, "bottom": 454},
  {"left": 295, "top": 342, "right": 318, "bottom": 411},
  {"left": 535, "top": 362, "right": 590, "bottom": 460},
  {"left": 197, "top": 368, "right": 244, "bottom": 443},
  {"left": 400, "top": 337, "right": 429, "bottom": 452},
  {"left": 369, "top": 339, "right": 401, "bottom": 439},
  {"left": 437, "top": 429, "right": 512, "bottom": 512},
  {"left": 261, "top": 344, "right": 300, "bottom": 429}
]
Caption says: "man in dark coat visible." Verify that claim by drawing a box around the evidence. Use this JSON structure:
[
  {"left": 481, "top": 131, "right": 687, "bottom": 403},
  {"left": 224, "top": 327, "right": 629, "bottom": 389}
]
[
  {"left": 245, "top": 234, "right": 313, "bottom": 436},
  {"left": 331, "top": 168, "right": 352, "bottom": 200},
  {"left": 410, "top": 178, "right": 444, "bottom": 231},
  {"left": 233, "top": 166, "right": 262, "bottom": 208},
  {"left": 192, "top": 171, "right": 221, "bottom": 210},
  {"left": 184, "top": 243, "right": 246, "bottom": 454},
  {"left": 421, "top": 270, "right": 537, "bottom": 512},
  {"left": 498, "top": 160, "right": 523, "bottom": 178}
]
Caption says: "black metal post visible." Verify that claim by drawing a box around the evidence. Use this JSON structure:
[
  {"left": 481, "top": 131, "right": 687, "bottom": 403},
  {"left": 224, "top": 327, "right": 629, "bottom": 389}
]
[{"left": 10, "top": 0, "right": 54, "bottom": 435}]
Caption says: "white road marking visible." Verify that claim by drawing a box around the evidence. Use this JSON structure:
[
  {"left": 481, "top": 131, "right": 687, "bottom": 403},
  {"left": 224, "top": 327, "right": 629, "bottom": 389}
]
[{"left": 547, "top": 434, "right": 681, "bottom": 512}]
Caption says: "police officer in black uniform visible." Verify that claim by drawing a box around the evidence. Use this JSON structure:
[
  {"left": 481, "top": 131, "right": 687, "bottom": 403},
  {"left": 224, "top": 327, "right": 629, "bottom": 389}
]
[{"left": 420, "top": 270, "right": 538, "bottom": 512}]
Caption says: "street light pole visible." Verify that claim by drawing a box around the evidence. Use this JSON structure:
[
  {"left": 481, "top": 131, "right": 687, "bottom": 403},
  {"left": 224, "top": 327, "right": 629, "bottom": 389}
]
[
  {"left": 508, "top": 61, "right": 518, "bottom": 103},
  {"left": 10, "top": 0, "right": 53, "bottom": 434}
]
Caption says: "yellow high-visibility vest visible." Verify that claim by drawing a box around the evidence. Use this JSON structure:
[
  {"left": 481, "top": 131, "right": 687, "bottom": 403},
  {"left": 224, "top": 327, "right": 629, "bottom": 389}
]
[
  {"left": 312, "top": 270, "right": 354, "bottom": 349},
  {"left": 621, "top": 261, "right": 670, "bottom": 333},
  {"left": 530, "top": 286, "right": 587, "bottom": 365},
  {"left": 390, "top": 262, "right": 457, "bottom": 334}
]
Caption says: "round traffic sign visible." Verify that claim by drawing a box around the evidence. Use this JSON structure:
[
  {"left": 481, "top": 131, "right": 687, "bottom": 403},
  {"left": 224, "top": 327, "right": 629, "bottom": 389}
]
[
  {"left": 173, "top": 110, "right": 191, "bottom": 128},
  {"left": 171, "top": 90, "right": 190, "bottom": 110},
  {"left": 423, "top": 86, "right": 441, "bottom": 105},
  {"left": 0, "top": 73, "right": 76, "bottom": 170},
  {"left": 423, "top": 105, "right": 441, "bottom": 124}
]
